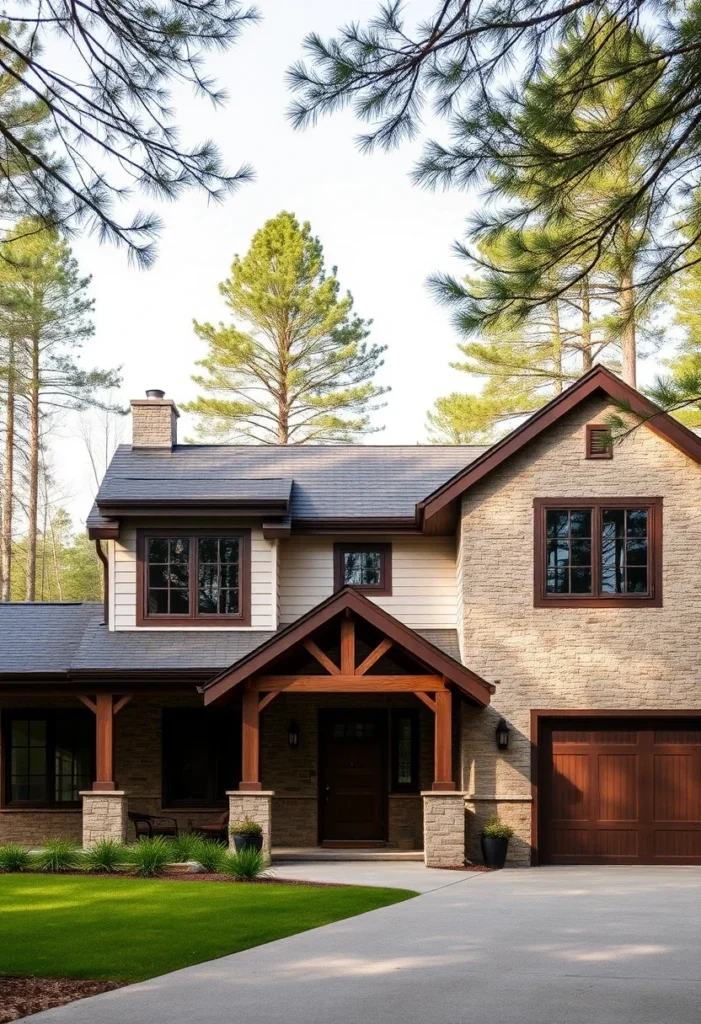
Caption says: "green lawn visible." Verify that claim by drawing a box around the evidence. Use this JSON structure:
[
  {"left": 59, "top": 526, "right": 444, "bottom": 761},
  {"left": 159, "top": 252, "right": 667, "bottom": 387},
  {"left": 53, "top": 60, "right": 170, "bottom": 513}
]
[{"left": 0, "top": 875, "right": 414, "bottom": 982}]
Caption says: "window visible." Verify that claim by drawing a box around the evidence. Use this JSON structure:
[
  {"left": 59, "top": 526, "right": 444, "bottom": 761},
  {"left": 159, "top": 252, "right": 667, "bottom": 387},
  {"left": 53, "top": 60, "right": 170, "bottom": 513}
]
[
  {"left": 534, "top": 498, "right": 662, "bottom": 607},
  {"left": 137, "top": 530, "right": 251, "bottom": 626},
  {"left": 333, "top": 543, "right": 392, "bottom": 595},
  {"left": 586, "top": 424, "right": 613, "bottom": 459},
  {"left": 3, "top": 712, "right": 93, "bottom": 807},
  {"left": 162, "top": 710, "right": 240, "bottom": 807},
  {"left": 391, "top": 710, "right": 419, "bottom": 792}
]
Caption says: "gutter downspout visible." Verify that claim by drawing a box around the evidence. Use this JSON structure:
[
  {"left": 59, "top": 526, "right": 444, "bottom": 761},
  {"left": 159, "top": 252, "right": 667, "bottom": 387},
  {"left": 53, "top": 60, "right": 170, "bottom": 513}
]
[{"left": 95, "top": 540, "right": 109, "bottom": 625}]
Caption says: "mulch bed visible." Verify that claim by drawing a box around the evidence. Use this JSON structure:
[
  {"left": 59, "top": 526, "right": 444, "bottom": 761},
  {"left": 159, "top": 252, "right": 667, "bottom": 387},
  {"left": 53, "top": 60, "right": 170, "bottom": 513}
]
[
  {"left": 0, "top": 976, "right": 124, "bottom": 1023},
  {"left": 158, "top": 871, "right": 345, "bottom": 886}
]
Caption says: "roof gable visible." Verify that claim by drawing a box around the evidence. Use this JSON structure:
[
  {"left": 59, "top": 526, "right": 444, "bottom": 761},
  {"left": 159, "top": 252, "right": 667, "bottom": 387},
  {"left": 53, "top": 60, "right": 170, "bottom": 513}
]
[
  {"left": 201, "top": 586, "right": 494, "bottom": 707},
  {"left": 417, "top": 366, "right": 701, "bottom": 527}
]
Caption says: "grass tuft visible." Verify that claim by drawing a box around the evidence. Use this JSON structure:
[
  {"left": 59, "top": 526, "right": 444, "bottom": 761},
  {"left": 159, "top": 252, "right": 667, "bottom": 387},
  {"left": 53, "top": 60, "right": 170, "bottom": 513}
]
[
  {"left": 35, "top": 839, "right": 81, "bottom": 874},
  {"left": 126, "top": 837, "right": 171, "bottom": 877},
  {"left": 222, "top": 847, "right": 267, "bottom": 881},
  {"left": 81, "top": 840, "right": 127, "bottom": 874},
  {"left": 190, "top": 838, "right": 227, "bottom": 873},
  {"left": 0, "top": 843, "right": 32, "bottom": 873}
]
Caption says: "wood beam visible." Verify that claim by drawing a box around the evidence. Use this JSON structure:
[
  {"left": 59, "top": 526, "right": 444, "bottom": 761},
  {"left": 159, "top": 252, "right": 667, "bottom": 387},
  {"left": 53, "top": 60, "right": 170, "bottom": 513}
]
[
  {"left": 77, "top": 695, "right": 97, "bottom": 714},
  {"left": 254, "top": 674, "right": 445, "bottom": 693},
  {"left": 433, "top": 687, "right": 455, "bottom": 791},
  {"left": 258, "top": 691, "right": 279, "bottom": 713},
  {"left": 112, "top": 695, "right": 133, "bottom": 715},
  {"left": 414, "top": 691, "right": 437, "bottom": 714},
  {"left": 93, "top": 693, "right": 116, "bottom": 791},
  {"left": 303, "top": 640, "right": 340, "bottom": 676},
  {"left": 355, "top": 638, "right": 393, "bottom": 676},
  {"left": 240, "top": 687, "right": 262, "bottom": 791},
  {"left": 340, "top": 616, "right": 355, "bottom": 674}
]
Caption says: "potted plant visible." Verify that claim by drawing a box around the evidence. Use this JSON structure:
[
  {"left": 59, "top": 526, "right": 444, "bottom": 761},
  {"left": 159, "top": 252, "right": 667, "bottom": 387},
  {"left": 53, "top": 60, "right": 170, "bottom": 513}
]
[
  {"left": 229, "top": 818, "right": 264, "bottom": 853},
  {"left": 480, "top": 817, "right": 514, "bottom": 869}
]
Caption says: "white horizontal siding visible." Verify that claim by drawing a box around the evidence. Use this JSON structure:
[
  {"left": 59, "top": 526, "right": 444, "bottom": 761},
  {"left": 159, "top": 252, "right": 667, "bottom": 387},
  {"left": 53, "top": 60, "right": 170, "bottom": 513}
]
[
  {"left": 278, "top": 536, "right": 458, "bottom": 629},
  {"left": 110, "top": 525, "right": 276, "bottom": 631}
]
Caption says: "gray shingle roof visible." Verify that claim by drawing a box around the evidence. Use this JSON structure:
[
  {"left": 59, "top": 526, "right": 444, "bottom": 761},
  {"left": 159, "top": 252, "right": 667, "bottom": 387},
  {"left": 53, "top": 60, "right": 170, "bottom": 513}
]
[
  {"left": 0, "top": 603, "right": 461, "bottom": 676},
  {"left": 92, "top": 444, "right": 487, "bottom": 522},
  {"left": 97, "top": 474, "right": 292, "bottom": 506}
]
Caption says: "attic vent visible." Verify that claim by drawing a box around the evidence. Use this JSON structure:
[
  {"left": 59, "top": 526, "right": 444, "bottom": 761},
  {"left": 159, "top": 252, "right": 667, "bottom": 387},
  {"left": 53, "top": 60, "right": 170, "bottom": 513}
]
[{"left": 586, "top": 424, "right": 613, "bottom": 459}]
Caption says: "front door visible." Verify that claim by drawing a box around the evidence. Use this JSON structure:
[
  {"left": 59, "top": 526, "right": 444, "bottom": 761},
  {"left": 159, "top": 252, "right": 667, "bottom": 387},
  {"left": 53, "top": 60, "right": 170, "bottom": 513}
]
[{"left": 319, "top": 710, "right": 387, "bottom": 843}]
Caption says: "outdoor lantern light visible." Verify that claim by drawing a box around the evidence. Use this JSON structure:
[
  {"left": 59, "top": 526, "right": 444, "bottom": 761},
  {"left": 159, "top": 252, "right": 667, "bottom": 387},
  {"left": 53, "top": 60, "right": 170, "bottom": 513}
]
[
  {"left": 496, "top": 718, "right": 510, "bottom": 751},
  {"left": 288, "top": 721, "right": 300, "bottom": 748}
]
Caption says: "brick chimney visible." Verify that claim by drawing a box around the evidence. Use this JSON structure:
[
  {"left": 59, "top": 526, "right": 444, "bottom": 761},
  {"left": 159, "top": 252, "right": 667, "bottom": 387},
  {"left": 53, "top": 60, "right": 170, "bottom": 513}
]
[{"left": 131, "top": 389, "right": 179, "bottom": 449}]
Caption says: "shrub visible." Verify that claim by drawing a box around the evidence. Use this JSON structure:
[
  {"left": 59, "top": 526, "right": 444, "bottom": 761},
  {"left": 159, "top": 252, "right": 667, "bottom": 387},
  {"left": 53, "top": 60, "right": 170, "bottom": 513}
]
[
  {"left": 81, "top": 839, "right": 126, "bottom": 874},
  {"left": 228, "top": 818, "right": 263, "bottom": 837},
  {"left": 170, "top": 833, "right": 201, "bottom": 863},
  {"left": 126, "top": 836, "right": 171, "bottom": 877},
  {"left": 190, "top": 838, "right": 227, "bottom": 873},
  {"left": 222, "top": 847, "right": 267, "bottom": 881},
  {"left": 36, "top": 839, "right": 80, "bottom": 873},
  {"left": 481, "top": 817, "right": 514, "bottom": 840},
  {"left": 0, "top": 843, "right": 31, "bottom": 873}
]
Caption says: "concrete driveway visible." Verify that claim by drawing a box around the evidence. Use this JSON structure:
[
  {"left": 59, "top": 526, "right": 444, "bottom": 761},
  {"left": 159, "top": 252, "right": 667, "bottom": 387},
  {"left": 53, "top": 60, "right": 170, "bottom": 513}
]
[{"left": 23, "top": 867, "right": 701, "bottom": 1024}]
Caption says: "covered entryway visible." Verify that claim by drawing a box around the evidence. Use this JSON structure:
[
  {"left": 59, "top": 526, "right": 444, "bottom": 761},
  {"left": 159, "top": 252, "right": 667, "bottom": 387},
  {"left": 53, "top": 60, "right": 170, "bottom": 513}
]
[
  {"left": 201, "top": 587, "right": 494, "bottom": 866},
  {"left": 539, "top": 716, "right": 701, "bottom": 864}
]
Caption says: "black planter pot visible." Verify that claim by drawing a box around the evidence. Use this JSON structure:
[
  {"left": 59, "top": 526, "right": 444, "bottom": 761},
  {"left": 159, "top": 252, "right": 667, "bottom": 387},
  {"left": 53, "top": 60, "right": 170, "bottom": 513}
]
[
  {"left": 481, "top": 834, "right": 509, "bottom": 869},
  {"left": 232, "top": 832, "right": 263, "bottom": 853}
]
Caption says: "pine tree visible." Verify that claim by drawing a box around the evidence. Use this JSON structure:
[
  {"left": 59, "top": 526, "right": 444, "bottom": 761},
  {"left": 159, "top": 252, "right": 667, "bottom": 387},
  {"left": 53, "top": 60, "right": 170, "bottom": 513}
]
[
  {"left": 0, "top": 220, "right": 121, "bottom": 600},
  {"left": 186, "top": 212, "right": 388, "bottom": 444}
]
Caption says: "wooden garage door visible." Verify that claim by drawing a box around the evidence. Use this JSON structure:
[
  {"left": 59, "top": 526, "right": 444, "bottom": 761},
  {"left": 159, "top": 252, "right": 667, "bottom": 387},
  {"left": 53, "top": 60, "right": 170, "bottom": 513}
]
[{"left": 540, "top": 719, "right": 701, "bottom": 864}]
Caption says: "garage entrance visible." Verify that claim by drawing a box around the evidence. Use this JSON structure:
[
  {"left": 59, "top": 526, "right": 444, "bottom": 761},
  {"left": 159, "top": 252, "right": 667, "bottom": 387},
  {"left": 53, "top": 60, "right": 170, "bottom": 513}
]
[{"left": 539, "top": 717, "right": 701, "bottom": 864}]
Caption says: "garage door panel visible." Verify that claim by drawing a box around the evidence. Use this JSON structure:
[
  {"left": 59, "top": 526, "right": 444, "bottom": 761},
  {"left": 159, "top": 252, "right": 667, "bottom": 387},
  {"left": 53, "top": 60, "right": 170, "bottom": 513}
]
[
  {"left": 541, "top": 718, "right": 701, "bottom": 865},
  {"left": 598, "top": 755, "right": 638, "bottom": 821},
  {"left": 551, "top": 755, "right": 589, "bottom": 821}
]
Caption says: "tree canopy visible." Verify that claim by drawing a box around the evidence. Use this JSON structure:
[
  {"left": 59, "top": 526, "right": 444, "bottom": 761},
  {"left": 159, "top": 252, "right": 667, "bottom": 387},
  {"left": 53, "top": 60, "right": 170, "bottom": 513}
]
[{"left": 186, "top": 211, "right": 388, "bottom": 444}]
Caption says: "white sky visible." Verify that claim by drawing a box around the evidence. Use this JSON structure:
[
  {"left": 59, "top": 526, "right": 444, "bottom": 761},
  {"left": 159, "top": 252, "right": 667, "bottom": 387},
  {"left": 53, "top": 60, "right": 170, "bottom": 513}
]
[{"left": 52, "top": 0, "right": 674, "bottom": 526}]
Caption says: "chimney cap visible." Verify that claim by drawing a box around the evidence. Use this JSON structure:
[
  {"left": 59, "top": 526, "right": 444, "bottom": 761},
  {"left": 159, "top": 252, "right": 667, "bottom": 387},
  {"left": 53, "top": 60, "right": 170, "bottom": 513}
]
[{"left": 145, "top": 389, "right": 166, "bottom": 400}]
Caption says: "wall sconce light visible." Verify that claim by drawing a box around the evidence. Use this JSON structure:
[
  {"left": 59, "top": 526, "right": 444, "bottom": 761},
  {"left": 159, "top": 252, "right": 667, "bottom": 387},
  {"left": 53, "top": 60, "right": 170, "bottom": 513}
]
[
  {"left": 288, "top": 721, "right": 300, "bottom": 748},
  {"left": 496, "top": 718, "right": 510, "bottom": 751}
]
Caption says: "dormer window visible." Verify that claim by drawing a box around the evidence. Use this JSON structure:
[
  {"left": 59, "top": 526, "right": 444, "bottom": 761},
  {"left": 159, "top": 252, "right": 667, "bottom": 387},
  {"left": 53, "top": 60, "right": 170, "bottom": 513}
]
[
  {"left": 137, "top": 530, "right": 251, "bottom": 626},
  {"left": 334, "top": 543, "right": 392, "bottom": 595}
]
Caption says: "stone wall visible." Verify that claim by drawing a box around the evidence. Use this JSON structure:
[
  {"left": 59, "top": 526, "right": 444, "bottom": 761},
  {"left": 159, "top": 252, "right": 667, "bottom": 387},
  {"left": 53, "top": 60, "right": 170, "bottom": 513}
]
[
  {"left": 81, "top": 792, "right": 127, "bottom": 846},
  {"left": 423, "top": 793, "right": 465, "bottom": 867},
  {"left": 458, "top": 394, "right": 701, "bottom": 865}
]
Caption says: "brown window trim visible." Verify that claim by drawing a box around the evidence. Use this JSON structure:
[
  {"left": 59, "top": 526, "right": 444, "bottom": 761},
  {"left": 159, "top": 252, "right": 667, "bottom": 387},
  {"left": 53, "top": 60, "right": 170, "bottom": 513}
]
[
  {"left": 533, "top": 497, "right": 662, "bottom": 608},
  {"left": 1, "top": 710, "right": 95, "bottom": 810},
  {"left": 333, "top": 542, "right": 392, "bottom": 596},
  {"left": 136, "top": 528, "right": 251, "bottom": 627},
  {"left": 390, "top": 709, "right": 420, "bottom": 793},
  {"left": 585, "top": 424, "right": 613, "bottom": 459}
]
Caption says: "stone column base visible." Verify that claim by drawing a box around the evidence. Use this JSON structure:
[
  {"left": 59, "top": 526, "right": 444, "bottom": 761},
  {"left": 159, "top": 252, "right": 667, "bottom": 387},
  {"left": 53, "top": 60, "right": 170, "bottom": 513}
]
[
  {"left": 80, "top": 791, "right": 127, "bottom": 848},
  {"left": 422, "top": 791, "right": 466, "bottom": 868},
  {"left": 227, "top": 791, "right": 274, "bottom": 860}
]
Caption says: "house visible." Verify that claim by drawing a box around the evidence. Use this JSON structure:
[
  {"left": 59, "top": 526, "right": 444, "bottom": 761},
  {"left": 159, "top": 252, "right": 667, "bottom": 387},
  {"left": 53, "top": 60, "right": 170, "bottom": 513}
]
[{"left": 1, "top": 366, "right": 701, "bottom": 867}]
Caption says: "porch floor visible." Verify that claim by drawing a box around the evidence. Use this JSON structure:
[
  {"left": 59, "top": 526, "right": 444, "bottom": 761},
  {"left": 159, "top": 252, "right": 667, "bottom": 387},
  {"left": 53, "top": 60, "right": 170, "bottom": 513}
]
[{"left": 272, "top": 847, "right": 424, "bottom": 863}]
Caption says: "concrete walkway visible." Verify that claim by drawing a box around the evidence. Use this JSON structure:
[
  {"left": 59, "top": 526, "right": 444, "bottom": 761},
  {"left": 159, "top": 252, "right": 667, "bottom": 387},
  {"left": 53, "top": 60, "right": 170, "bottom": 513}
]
[{"left": 23, "top": 867, "right": 701, "bottom": 1024}]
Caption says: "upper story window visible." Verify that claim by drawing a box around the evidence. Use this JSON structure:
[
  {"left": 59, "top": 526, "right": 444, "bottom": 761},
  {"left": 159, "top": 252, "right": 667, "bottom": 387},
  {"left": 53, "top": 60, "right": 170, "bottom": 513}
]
[
  {"left": 534, "top": 498, "right": 662, "bottom": 607},
  {"left": 137, "top": 530, "right": 251, "bottom": 626},
  {"left": 333, "top": 542, "right": 392, "bottom": 596}
]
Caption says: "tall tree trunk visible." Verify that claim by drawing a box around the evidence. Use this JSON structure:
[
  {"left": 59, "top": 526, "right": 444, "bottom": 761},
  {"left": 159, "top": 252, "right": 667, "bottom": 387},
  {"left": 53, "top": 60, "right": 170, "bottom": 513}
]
[
  {"left": 1, "top": 336, "right": 16, "bottom": 601},
  {"left": 581, "top": 278, "right": 593, "bottom": 371},
  {"left": 551, "top": 299, "right": 563, "bottom": 394},
  {"left": 25, "top": 332, "right": 39, "bottom": 601},
  {"left": 620, "top": 268, "right": 636, "bottom": 388}
]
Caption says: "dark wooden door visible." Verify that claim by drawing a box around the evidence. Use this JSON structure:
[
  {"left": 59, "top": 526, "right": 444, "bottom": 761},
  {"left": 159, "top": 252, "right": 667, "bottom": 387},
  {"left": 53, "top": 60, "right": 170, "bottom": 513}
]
[
  {"left": 319, "top": 710, "right": 387, "bottom": 843},
  {"left": 540, "top": 718, "right": 701, "bottom": 864}
]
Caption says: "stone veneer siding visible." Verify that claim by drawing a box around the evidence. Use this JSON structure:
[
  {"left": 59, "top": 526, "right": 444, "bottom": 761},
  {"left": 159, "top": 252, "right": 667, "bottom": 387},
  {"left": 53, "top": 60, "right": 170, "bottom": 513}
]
[
  {"left": 130, "top": 398, "right": 177, "bottom": 448},
  {"left": 458, "top": 394, "right": 701, "bottom": 866},
  {"left": 228, "top": 792, "right": 273, "bottom": 858},
  {"left": 81, "top": 792, "right": 127, "bottom": 846},
  {"left": 423, "top": 793, "right": 466, "bottom": 867}
]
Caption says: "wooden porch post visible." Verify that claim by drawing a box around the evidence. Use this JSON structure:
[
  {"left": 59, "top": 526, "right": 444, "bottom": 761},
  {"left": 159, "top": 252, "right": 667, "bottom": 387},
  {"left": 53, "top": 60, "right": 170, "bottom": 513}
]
[
  {"left": 240, "top": 686, "right": 262, "bottom": 791},
  {"left": 432, "top": 688, "right": 455, "bottom": 791},
  {"left": 94, "top": 693, "right": 116, "bottom": 791}
]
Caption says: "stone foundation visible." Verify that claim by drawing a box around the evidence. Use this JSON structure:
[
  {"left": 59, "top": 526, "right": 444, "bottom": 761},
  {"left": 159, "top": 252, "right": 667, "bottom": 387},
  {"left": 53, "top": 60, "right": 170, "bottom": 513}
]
[
  {"left": 80, "top": 791, "right": 127, "bottom": 847},
  {"left": 227, "top": 791, "right": 274, "bottom": 859},
  {"left": 422, "top": 792, "right": 466, "bottom": 867}
]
